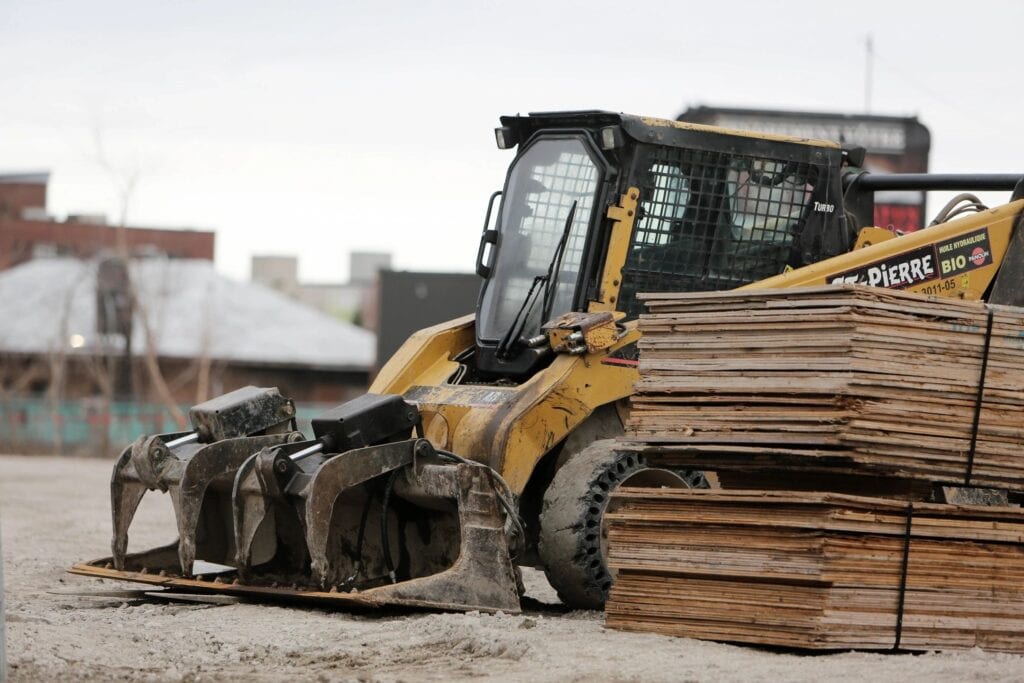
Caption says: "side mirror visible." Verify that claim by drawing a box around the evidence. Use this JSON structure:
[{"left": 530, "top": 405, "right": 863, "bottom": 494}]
[
  {"left": 476, "top": 191, "right": 502, "bottom": 278},
  {"left": 476, "top": 230, "right": 498, "bottom": 278}
]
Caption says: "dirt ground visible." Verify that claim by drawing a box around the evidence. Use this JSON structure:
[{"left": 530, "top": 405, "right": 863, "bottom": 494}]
[{"left": 2, "top": 454, "right": 1023, "bottom": 682}]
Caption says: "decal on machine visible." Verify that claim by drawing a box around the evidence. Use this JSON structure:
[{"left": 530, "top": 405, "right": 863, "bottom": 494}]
[
  {"left": 936, "top": 228, "right": 993, "bottom": 277},
  {"left": 830, "top": 245, "right": 938, "bottom": 289},
  {"left": 830, "top": 227, "right": 992, "bottom": 290}
]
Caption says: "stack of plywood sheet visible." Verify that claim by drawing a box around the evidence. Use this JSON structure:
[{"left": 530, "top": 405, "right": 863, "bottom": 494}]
[
  {"left": 605, "top": 488, "right": 1024, "bottom": 652},
  {"left": 625, "top": 285, "right": 1024, "bottom": 489}
]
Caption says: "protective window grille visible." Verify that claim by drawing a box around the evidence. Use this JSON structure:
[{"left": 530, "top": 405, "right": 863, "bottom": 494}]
[
  {"left": 522, "top": 151, "right": 596, "bottom": 274},
  {"left": 503, "top": 151, "right": 597, "bottom": 330},
  {"left": 620, "top": 146, "right": 817, "bottom": 317}
]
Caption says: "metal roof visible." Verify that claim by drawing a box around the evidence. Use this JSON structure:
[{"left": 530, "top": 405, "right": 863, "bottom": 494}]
[
  {"left": 499, "top": 111, "right": 842, "bottom": 153},
  {"left": 0, "top": 171, "right": 50, "bottom": 185},
  {"left": 0, "top": 257, "right": 375, "bottom": 370}
]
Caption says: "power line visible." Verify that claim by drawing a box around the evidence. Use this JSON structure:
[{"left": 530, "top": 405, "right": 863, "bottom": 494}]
[{"left": 871, "top": 47, "right": 1016, "bottom": 131}]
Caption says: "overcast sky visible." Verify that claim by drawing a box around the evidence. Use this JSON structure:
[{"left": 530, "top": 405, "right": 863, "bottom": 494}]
[{"left": 2, "top": 1, "right": 1022, "bottom": 283}]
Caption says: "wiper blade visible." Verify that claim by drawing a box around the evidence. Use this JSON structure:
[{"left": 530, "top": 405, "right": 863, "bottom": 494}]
[
  {"left": 540, "top": 201, "right": 577, "bottom": 324},
  {"left": 496, "top": 274, "right": 545, "bottom": 359},
  {"left": 495, "top": 201, "right": 578, "bottom": 360}
]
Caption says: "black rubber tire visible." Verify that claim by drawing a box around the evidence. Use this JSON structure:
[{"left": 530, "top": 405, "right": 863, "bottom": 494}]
[{"left": 538, "top": 439, "right": 705, "bottom": 609}]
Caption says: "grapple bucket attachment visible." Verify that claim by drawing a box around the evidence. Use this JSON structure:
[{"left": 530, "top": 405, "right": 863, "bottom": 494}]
[
  {"left": 79, "top": 391, "right": 522, "bottom": 614},
  {"left": 109, "top": 385, "right": 301, "bottom": 573}
]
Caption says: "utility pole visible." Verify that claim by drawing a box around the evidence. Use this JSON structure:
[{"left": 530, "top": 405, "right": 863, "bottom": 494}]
[
  {"left": 865, "top": 34, "right": 874, "bottom": 113},
  {"left": 1, "top": 522, "right": 6, "bottom": 683}
]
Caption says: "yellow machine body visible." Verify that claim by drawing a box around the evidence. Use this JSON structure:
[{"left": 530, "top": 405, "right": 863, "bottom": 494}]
[
  {"left": 373, "top": 199, "right": 1024, "bottom": 497},
  {"left": 746, "top": 200, "right": 1023, "bottom": 300}
]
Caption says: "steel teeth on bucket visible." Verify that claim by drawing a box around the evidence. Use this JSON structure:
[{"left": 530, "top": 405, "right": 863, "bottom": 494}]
[{"left": 108, "top": 385, "right": 300, "bottom": 574}]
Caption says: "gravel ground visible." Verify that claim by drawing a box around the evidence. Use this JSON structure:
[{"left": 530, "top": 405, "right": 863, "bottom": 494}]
[{"left": 2, "top": 453, "right": 1023, "bottom": 682}]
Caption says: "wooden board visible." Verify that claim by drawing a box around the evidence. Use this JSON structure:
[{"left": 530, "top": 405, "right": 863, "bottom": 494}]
[
  {"left": 605, "top": 487, "right": 1024, "bottom": 652},
  {"left": 624, "top": 285, "right": 1024, "bottom": 490}
]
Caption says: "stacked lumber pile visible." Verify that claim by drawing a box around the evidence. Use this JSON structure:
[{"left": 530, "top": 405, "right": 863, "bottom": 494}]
[
  {"left": 605, "top": 488, "right": 1024, "bottom": 652},
  {"left": 625, "top": 285, "right": 1024, "bottom": 489}
]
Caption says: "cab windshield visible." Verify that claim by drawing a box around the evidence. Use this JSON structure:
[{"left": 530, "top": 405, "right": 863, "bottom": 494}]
[{"left": 477, "top": 136, "right": 601, "bottom": 342}]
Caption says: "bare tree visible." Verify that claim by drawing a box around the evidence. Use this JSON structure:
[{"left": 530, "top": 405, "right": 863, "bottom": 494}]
[
  {"left": 88, "top": 123, "right": 187, "bottom": 429},
  {"left": 89, "top": 121, "right": 145, "bottom": 236}
]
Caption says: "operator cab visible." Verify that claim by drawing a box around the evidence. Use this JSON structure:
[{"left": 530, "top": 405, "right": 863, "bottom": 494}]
[{"left": 469, "top": 111, "right": 854, "bottom": 381}]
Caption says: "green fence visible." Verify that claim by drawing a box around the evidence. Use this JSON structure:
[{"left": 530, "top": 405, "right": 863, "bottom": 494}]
[{"left": 0, "top": 397, "right": 333, "bottom": 454}]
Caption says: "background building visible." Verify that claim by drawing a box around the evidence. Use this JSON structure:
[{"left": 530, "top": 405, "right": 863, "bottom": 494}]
[
  {"left": 251, "top": 252, "right": 391, "bottom": 323},
  {"left": 249, "top": 254, "right": 482, "bottom": 371},
  {"left": 0, "top": 256, "right": 375, "bottom": 454},
  {"left": 375, "top": 270, "right": 481, "bottom": 368},
  {"left": 677, "top": 107, "right": 931, "bottom": 232},
  {"left": 0, "top": 172, "right": 215, "bottom": 270}
]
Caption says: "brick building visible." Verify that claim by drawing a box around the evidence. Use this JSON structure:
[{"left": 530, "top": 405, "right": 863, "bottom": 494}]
[{"left": 0, "top": 172, "right": 214, "bottom": 270}]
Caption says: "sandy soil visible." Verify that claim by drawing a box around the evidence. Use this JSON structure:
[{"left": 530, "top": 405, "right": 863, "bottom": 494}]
[{"left": 2, "top": 454, "right": 1023, "bottom": 682}]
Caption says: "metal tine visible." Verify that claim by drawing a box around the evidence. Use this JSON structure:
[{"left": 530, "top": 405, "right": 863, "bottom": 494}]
[
  {"left": 110, "top": 439, "right": 146, "bottom": 570},
  {"left": 231, "top": 449, "right": 274, "bottom": 580},
  {"left": 175, "top": 432, "right": 302, "bottom": 576},
  {"left": 110, "top": 431, "right": 196, "bottom": 570},
  {"left": 303, "top": 440, "right": 423, "bottom": 587},
  {"left": 231, "top": 441, "right": 321, "bottom": 580}
]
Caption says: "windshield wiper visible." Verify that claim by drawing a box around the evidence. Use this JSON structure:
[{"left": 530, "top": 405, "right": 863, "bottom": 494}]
[
  {"left": 540, "top": 201, "right": 577, "bottom": 324},
  {"left": 496, "top": 201, "right": 577, "bottom": 360}
]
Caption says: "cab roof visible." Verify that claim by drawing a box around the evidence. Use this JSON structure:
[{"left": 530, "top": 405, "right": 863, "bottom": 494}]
[{"left": 498, "top": 110, "right": 843, "bottom": 163}]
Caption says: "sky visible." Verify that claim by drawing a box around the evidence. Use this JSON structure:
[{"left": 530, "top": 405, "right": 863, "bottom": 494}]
[{"left": 2, "top": 0, "right": 1022, "bottom": 284}]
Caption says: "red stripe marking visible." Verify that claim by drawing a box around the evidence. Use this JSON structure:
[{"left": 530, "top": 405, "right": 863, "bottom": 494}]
[{"left": 600, "top": 357, "right": 639, "bottom": 367}]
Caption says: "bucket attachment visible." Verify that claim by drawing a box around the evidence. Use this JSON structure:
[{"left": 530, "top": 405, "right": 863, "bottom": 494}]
[
  {"left": 80, "top": 390, "right": 523, "bottom": 614},
  {"left": 110, "top": 386, "right": 301, "bottom": 573}
]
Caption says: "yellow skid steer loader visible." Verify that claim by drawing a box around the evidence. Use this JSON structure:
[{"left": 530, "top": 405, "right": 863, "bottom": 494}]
[{"left": 73, "top": 111, "right": 1024, "bottom": 613}]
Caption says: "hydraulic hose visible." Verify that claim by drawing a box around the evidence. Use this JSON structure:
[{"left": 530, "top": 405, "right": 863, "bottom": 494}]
[
  {"left": 380, "top": 470, "right": 400, "bottom": 584},
  {"left": 436, "top": 448, "right": 525, "bottom": 558},
  {"left": 929, "top": 193, "right": 988, "bottom": 226}
]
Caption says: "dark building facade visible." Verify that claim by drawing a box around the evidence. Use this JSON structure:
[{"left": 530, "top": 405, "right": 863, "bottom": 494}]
[
  {"left": 375, "top": 271, "right": 481, "bottom": 369},
  {"left": 678, "top": 107, "right": 931, "bottom": 233}
]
